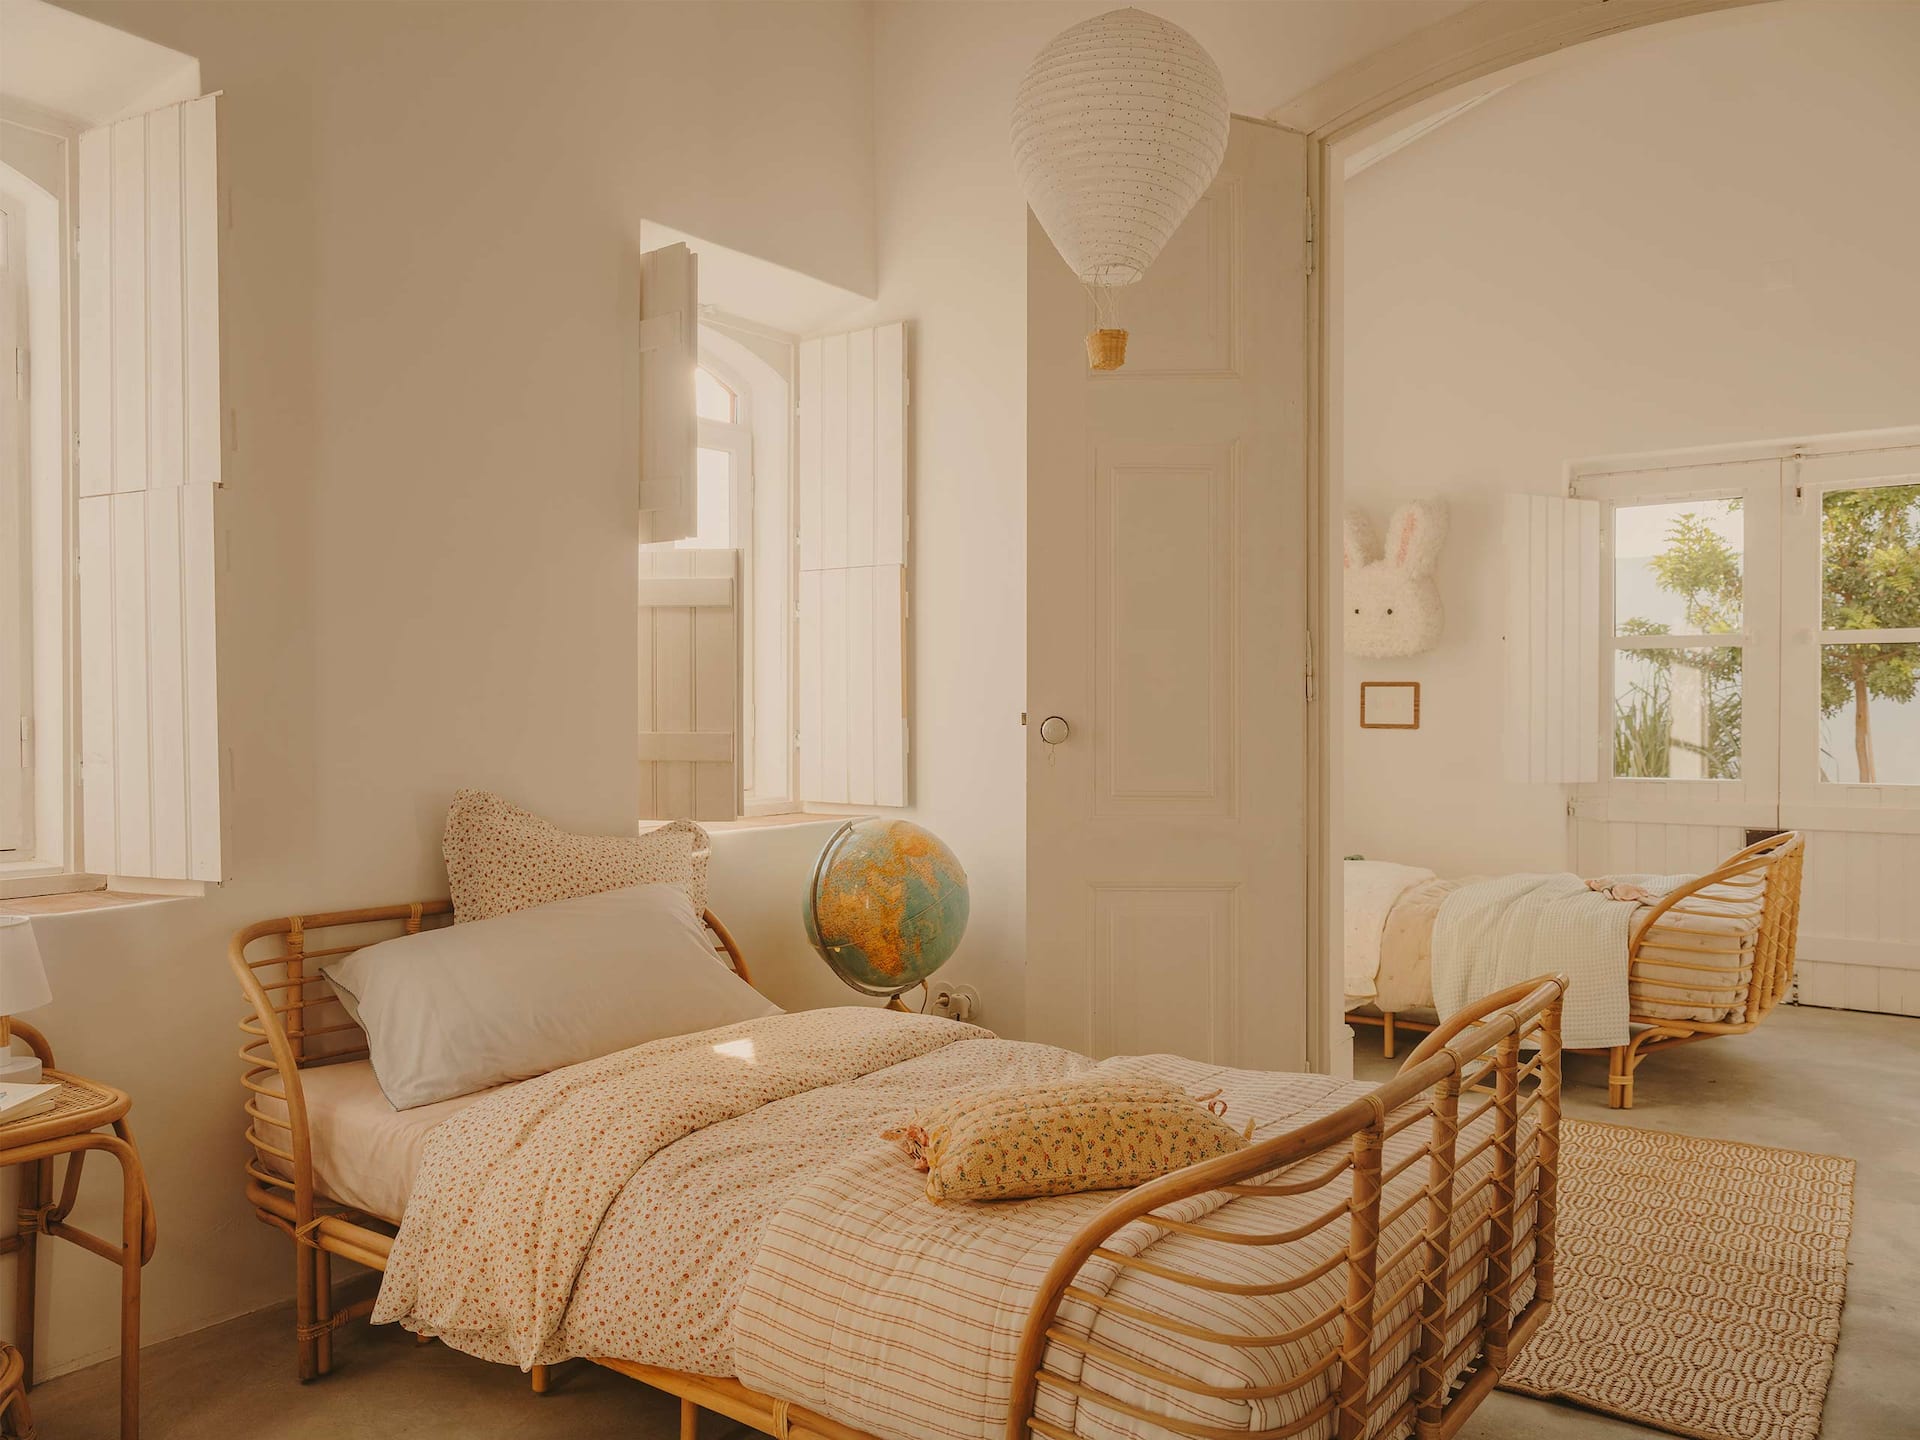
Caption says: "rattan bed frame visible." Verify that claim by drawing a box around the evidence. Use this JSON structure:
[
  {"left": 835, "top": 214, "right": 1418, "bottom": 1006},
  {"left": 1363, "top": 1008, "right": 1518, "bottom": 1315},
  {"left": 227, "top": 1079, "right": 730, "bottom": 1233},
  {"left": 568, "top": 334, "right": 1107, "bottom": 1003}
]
[
  {"left": 232, "top": 900, "right": 1565, "bottom": 1440},
  {"left": 1347, "top": 831, "right": 1804, "bottom": 1109}
]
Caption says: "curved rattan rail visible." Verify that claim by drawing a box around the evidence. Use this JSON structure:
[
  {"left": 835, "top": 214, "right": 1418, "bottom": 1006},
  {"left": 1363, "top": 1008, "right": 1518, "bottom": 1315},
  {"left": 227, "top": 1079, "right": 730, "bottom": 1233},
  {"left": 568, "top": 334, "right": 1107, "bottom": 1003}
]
[
  {"left": 1349, "top": 831, "right": 1804, "bottom": 1108},
  {"left": 233, "top": 900, "right": 1564, "bottom": 1440}
]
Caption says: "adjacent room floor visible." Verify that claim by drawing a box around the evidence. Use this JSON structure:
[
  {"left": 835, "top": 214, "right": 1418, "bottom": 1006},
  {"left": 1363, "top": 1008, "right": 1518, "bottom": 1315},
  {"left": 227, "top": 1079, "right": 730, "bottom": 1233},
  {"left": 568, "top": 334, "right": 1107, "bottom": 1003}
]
[{"left": 31, "top": 1004, "right": 1920, "bottom": 1440}]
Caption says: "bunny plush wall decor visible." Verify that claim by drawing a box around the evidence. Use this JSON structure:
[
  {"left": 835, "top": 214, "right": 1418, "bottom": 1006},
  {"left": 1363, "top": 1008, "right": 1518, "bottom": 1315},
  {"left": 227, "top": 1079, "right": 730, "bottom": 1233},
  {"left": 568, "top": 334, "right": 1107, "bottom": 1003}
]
[{"left": 1343, "top": 499, "right": 1449, "bottom": 658}]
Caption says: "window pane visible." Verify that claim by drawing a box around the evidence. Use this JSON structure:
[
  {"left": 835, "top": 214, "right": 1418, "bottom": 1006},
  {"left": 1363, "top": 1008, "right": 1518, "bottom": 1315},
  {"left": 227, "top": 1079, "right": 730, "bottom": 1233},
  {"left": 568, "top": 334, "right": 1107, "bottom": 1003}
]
[
  {"left": 1613, "top": 499, "right": 1743, "bottom": 637},
  {"left": 1820, "top": 642, "right": 1920, "bottom": 784},
  {"left": 1822, "top": 482, "right": 1920, "bottom": 632},
  {"left": 676, "top": 447, "right": 732, "bottom": 550},
  {"left": 1613, "top": 646, "right": 1742, "bottom": 780},
  {"left": 695, "top": 367, "right": 735, "bottom": 422}
]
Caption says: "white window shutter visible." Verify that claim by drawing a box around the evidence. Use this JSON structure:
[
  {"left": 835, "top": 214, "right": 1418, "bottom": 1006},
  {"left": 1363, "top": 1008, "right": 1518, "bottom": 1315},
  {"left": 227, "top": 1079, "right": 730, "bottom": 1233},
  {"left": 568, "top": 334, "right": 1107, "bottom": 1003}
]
[
  {"left": 0, "top": 202, "right": 28, "bottom": 853},
  {"left": 638, "top": 549, "right": 741, "bottom": 821},
  {"left": 638, "top": 243, "right": 697, "bottom": 544},
  {"left": 1503, "top": 493, "right": 1600, "bottom": 784},
  {"left": 797, "top": 322, "right": 909, "bottom": 807},
  {"left": 77, "top": 96, "right": 224, "bottom": 881}
]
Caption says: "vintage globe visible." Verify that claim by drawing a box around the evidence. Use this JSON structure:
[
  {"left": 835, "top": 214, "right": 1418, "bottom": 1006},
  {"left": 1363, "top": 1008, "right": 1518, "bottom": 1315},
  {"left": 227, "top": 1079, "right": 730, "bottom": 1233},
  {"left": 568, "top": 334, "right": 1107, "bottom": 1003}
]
[{"left": 803, "top": 819, "right": 970, "bottom": 998}]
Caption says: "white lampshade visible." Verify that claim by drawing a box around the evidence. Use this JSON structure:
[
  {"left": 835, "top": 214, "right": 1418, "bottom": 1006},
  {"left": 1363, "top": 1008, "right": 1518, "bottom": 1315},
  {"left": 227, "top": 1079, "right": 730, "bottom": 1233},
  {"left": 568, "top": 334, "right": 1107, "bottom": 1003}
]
[
  {"left": 1011, "top": 8, "right": 1231, "bottom": 291},
  {"left": 0, "top": 916, "right": 53, "bottom": 1016}
]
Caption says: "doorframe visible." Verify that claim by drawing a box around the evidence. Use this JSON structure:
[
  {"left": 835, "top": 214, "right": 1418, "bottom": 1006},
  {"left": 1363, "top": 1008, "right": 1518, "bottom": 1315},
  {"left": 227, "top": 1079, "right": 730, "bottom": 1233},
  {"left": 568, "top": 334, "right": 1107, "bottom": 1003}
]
[{"left": 1276, "top": 0, "right": 1772, "bottom": 1074}]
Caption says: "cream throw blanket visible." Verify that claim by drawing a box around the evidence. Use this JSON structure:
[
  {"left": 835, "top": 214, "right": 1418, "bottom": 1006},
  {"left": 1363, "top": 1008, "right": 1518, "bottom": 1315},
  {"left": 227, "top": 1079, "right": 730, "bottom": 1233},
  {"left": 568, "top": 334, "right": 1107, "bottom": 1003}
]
[{"left": 1432, "top": 873, "right": 1680, "bottom": 1049}]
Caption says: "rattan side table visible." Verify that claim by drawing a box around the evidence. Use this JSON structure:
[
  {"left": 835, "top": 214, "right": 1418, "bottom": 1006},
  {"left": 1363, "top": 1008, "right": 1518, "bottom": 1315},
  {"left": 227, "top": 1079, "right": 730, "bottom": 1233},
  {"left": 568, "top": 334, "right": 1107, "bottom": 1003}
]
[{"left": 0, "top": 1021, "right": 155, "bottom": 1440}]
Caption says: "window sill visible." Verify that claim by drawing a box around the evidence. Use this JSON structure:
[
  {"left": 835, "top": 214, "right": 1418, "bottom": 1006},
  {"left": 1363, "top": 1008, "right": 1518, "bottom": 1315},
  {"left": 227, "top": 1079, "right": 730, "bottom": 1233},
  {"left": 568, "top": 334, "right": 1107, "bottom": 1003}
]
[
  {"left": 0, "top": 888, "right": 189, "bottom": 917},
  {"left": 704, "top": 812, "right": 867, "bottom": 833},
  {"left": 0, "top": 867, "right": 106, "bottom": 901},
  {"left": 0, "top": 864, "right": 208, "bottom": 908}
]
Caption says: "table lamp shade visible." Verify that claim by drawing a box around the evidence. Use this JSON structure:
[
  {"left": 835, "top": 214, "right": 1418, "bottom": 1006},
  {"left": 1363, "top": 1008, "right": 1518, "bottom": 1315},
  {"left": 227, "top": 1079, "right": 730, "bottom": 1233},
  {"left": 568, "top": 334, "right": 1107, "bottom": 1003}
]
[{"left": 0, "top": 916, "right": 52, "bottom": 1017}]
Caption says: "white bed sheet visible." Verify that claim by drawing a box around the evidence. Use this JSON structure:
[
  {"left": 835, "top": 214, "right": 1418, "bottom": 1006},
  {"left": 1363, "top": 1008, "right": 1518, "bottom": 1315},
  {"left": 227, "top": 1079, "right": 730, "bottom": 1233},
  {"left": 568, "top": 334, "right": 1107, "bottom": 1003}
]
[{"left": 263, "top": 1060, "right": 497, "bottom": 1221}]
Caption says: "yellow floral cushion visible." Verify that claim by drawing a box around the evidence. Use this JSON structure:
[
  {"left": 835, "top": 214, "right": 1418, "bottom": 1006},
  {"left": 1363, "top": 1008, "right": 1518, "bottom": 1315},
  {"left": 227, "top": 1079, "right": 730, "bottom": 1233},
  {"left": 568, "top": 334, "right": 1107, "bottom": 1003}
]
[{"left": 888, "top": 1074, "right": 1249, "bottom": 1202}]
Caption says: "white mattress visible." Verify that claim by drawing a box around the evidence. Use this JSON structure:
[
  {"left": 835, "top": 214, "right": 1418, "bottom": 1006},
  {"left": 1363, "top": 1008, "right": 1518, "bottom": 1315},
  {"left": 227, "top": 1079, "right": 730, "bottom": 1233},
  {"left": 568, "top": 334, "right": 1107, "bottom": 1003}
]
[{"left": 265, "top": 1060, "right": 499, "bottom": 1222}]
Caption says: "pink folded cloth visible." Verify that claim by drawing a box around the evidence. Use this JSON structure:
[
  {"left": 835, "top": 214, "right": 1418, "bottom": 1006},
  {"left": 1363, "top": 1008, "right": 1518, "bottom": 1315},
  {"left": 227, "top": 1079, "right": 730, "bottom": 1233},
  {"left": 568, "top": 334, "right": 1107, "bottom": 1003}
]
[{"left": 1586, "top": 878, "right": 1653, "bottom": 902}]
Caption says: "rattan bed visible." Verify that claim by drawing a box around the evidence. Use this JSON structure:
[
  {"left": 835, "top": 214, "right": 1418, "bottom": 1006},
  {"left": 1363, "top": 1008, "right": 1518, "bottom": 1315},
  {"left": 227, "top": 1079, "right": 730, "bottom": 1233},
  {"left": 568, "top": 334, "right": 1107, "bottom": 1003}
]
[
  {"left": 232, "top": 899, "right": 1566, "bottom": 1440},
  {"left": 1347, "top": 831, "right": 1804, "bottom": 1109}
]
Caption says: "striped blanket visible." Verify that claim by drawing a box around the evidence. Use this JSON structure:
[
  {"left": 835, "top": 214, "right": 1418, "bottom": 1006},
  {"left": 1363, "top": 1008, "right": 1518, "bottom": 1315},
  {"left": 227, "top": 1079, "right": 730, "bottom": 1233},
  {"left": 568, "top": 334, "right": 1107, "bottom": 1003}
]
[{"left": 376, "top": 1008, "right": 1533, "bottom": 1440}]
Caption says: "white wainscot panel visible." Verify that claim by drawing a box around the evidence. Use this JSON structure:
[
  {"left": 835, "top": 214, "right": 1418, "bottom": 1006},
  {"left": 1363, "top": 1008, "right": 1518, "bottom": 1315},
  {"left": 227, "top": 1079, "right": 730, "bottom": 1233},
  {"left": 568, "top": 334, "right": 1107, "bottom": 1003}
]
[
  {"left": 1085, "top": 180, "right": 1238, "bottom": 378},
  {"left": 1088, "top": 884, "right": 1236, "bottom": 1062},
  {"left": 1094, "top": 446, "right": 1235, "bottom": 818}
]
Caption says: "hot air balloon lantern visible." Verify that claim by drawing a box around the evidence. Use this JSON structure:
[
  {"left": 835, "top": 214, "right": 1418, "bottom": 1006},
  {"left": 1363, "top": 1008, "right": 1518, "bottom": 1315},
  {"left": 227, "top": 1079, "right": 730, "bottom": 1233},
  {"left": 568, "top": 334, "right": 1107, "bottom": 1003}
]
[{"left": 1011, "top": 8, "right": 1231, "bottom": 371}]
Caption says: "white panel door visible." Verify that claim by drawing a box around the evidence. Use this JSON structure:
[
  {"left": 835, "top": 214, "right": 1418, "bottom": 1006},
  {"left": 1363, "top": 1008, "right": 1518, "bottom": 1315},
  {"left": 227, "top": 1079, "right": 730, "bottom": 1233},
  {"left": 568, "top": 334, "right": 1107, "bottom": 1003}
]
[{"left": 1027, "top": 119, "right": 1311, "bottom": 1070}]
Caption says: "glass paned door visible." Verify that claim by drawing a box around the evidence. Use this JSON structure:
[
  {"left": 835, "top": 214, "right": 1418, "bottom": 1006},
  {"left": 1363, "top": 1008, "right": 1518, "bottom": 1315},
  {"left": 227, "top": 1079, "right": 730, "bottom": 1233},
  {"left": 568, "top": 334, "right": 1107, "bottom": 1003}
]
[
  {"left": 1819, "top": 484, "right": 1920, "bottom": 785},
  {"left": 1782, "top": 449, "right": 1920, "bottom": 814},
  {"left": 1582, "top": 455, "right": 1780, "bottom": 823},
  {"left": 1611, "top": 496, "right": 1747, "bottom": 780}
]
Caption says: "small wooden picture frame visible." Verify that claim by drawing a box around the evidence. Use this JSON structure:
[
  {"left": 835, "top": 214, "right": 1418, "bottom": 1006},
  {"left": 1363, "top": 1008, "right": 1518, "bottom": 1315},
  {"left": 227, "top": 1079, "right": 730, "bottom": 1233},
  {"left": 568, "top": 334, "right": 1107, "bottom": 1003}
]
[{"left": 1359, "top": 681, "right": 1421, "bottom": 730}]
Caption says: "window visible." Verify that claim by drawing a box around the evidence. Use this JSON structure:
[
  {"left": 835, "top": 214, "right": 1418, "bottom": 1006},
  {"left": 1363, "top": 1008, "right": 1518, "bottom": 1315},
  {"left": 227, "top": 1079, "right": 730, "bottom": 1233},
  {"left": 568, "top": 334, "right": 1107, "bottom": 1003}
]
[
  {"left": 0, "top": 94, "right": 226, "bottom": 896},
  {"left": 637, "top": 237, "right": 911, "bottom": 824},
  {"left": 688, "top": 363, "right": 748, "bottom": 550},
  {"left": 1570, "top": 433, "right": 1920, "bottom": 832}
]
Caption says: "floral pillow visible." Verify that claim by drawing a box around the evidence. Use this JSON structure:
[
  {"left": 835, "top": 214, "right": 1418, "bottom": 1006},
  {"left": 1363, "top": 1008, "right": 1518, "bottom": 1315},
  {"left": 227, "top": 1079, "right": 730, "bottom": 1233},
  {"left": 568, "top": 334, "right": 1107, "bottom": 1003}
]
[
  {"left": 887, "top": 1074, "right": 1249, "bottom": 1202},
  {"left": 442, "top": 788, "right": 710, "bottom": 923}
]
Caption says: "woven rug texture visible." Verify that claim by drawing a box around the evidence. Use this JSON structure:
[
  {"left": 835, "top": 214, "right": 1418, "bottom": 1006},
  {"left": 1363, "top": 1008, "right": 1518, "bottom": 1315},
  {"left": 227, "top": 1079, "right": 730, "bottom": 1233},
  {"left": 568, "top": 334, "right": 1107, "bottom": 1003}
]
[{"left": 1501, "top": 1118, "right": 1853, "bottom": 1440}]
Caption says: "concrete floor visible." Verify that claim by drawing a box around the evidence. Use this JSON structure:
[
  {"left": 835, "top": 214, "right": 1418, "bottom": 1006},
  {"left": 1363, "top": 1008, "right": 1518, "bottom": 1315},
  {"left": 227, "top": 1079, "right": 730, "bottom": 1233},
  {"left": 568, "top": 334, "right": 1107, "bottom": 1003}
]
[{"left": 30, "top": 1003, "right": 1920, "bottom": 1439}]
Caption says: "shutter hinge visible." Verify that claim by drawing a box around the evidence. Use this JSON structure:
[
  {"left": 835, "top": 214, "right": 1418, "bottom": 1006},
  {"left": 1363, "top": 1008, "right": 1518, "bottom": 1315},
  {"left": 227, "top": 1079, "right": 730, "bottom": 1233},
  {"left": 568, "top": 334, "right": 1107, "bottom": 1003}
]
[
  {"left": 1304, "top": 196, "right": 1316, "bottom": 278},
  {"left": 16, "top": 716, "right": 29, "bottom": 771},
  {"left": 1304, "top": 628, "right": 1317, "bottom": 702},
  {"left": 13, "top": 347, "right": 25, "bottom": 401}
]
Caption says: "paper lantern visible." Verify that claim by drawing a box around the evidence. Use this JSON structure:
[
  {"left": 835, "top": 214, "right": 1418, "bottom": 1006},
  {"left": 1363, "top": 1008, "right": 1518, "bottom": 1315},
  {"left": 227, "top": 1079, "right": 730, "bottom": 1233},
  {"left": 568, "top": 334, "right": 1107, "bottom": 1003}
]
[{"left": 1011, "top": 7, "right": 1230, "bottom": 370}]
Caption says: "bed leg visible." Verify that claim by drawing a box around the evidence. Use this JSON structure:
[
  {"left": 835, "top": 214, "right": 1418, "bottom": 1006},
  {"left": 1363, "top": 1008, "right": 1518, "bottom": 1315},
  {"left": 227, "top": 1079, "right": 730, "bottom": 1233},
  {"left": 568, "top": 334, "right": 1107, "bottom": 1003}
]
[
  {"left": 680, "top": 1396, "right": 699, "bottom": 1440},
  {"left": 1608, "top": 1045, "right": 1632, "bottom": 1110},
  {"left": 315, "top": 1245, "right": 333, "bottom": 1376},
  {"left": 531, "top": 1363, "right": 551, "bottom": 1395},
  {"left": 295, "top": 1241, "right": 318, "bottom": 1383},
  {"left": 1382, "top": 1012, "right": 1396, "bottom": 1060}
]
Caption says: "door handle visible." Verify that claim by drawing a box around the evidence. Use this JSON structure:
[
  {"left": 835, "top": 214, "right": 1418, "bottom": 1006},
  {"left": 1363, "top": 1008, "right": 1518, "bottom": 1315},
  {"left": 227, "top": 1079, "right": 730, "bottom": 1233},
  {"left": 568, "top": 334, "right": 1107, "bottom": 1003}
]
[{"left": 1038, "top": 716, "right": 1071, "bottom": 746}]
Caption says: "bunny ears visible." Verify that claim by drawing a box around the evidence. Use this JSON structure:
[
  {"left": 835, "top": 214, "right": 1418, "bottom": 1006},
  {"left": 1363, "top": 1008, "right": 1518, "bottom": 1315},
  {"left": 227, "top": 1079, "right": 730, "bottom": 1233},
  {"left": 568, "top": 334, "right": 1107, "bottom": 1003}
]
[{"left": 1344, "top": 500, "right": 1448, "bottom": 577}]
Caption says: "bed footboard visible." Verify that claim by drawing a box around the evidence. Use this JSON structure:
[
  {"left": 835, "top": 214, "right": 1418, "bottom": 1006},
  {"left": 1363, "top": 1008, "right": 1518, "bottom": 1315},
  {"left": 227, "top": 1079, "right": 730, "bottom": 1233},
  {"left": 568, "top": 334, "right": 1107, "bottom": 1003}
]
[{"left": 1008, "top": 974, "right": 1567, "bottom": 1440}]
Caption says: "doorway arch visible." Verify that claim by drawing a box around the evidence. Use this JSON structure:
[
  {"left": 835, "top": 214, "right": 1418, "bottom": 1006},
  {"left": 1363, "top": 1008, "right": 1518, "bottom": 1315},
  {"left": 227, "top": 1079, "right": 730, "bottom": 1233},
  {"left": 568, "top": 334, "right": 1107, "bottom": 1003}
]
[{"left": 1279, "top": 0, "right": 1770, "bottom": 1072}]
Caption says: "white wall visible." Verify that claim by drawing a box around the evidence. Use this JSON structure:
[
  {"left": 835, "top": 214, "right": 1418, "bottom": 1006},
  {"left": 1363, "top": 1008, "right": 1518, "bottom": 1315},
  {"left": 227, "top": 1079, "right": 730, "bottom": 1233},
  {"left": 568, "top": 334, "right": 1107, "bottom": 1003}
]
[
  {"left": 23, "top": 0, "right": 1475, "bottom": 1378},
  {"left": 1341, "top": 1, "right": 1920, "bottom": 875},
  {"left": 29, "top": 0, "right": 875, "bottom": 1377}
]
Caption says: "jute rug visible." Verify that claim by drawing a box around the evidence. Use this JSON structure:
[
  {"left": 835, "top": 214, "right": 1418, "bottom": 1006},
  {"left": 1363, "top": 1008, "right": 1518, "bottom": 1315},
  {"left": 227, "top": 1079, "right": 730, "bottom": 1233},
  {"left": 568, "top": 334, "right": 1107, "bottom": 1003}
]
[{"left": 1501, "top": 1119, "right": 1853, "bottom": 1440}]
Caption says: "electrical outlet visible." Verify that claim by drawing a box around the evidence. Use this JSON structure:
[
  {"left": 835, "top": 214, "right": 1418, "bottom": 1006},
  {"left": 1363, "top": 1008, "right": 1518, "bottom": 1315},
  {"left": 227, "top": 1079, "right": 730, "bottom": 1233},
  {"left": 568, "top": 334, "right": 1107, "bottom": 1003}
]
[{"left": 929, "top": 984, "right": 980, "bottom": 1023}]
